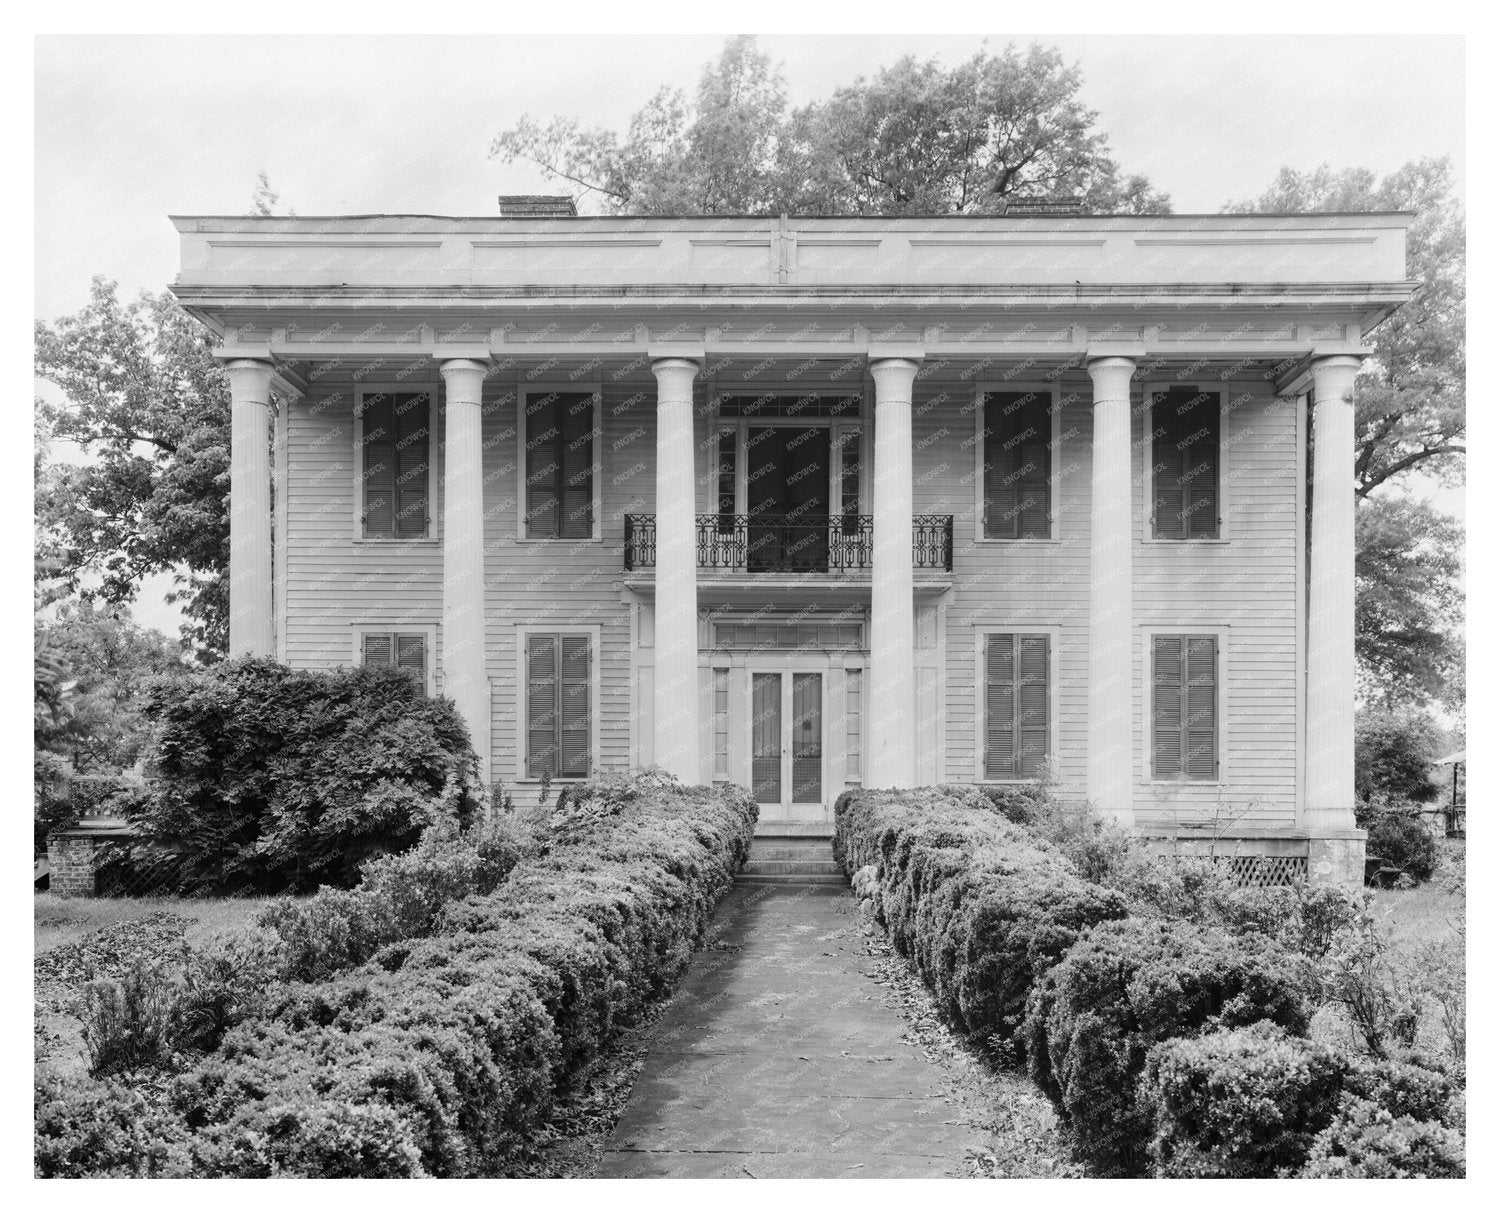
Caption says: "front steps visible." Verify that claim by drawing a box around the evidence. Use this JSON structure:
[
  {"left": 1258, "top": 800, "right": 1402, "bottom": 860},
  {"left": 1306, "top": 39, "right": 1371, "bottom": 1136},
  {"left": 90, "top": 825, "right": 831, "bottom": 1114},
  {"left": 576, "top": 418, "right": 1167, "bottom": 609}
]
[{"left": 737, "top": 835, "right": 846, "bottom": 885}]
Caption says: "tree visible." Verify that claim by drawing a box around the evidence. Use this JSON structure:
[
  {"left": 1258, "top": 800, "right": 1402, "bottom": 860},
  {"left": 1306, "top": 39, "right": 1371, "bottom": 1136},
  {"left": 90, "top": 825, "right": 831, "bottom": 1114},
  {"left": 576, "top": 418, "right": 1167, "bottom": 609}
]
[
  {"left": 35, "top": 277, "right": 234, "bottom": 659},
  {"left": 251, "top": 169, "right": 294, "bottom": 218},
  {"left": 1224, "top": 159, "right": 1465, "bottom": 498},
  {"left": 1354, "top": 708, "right": 1442, "bottom": 805},
  {"left": 1355, "top": 495, "right": 1462, "bottom": 709},
  {"left": 493, "top": 37, "right": 1170, "bottom": 216}
]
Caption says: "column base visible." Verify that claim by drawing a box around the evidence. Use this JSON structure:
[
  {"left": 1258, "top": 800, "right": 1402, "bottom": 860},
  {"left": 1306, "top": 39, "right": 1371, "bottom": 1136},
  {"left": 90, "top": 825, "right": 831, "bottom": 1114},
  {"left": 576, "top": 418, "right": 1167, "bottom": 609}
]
[
  {"left": 1097, "top": 804, "right": 1136, "bottom": 830},
  {"left": 1308, "top": 831, "right": 1367, "bottom": 889}
]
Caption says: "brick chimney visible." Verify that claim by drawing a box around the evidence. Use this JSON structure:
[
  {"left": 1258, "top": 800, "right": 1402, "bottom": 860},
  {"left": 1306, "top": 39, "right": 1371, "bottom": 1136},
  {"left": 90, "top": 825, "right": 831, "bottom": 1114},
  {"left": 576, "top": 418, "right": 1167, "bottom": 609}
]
[
  {"left": 497, "top": 195, "right": 578, "bottom": 218},
  {"left": 1002, "top": 196, "right": 1085, "bottom": 217}
]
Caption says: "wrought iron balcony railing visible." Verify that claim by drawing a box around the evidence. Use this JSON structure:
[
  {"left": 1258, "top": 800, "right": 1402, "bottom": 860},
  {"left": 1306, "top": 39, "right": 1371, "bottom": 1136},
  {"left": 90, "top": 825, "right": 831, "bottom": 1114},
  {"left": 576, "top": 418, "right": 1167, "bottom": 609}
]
[{"left": 623, "top": 514, "right": 954, "bottom": 574}]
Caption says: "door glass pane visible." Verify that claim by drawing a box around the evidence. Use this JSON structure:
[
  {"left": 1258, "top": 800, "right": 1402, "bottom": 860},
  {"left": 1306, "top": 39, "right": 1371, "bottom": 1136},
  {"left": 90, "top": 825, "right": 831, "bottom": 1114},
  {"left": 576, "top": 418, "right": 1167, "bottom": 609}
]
[
  {"left": 791, "top": 672, "right": 822, "bottom": 802},
  {"left": 751, "top": 673, "right": 782, "bottom": 804}
]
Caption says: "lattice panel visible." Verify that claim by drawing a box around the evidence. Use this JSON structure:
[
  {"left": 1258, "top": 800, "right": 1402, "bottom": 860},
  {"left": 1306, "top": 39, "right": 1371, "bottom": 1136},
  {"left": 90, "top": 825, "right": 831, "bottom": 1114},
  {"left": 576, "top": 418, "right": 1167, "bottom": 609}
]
[{"left": 1216, "top": 854, "right": 1308, "bottom": 888}]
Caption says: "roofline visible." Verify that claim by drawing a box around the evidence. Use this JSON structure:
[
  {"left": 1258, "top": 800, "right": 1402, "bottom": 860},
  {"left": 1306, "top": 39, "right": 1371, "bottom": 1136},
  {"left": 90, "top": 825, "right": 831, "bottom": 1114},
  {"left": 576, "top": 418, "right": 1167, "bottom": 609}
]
[{"left": 168, "top": 209, "right": 1418, "bottom": 224}]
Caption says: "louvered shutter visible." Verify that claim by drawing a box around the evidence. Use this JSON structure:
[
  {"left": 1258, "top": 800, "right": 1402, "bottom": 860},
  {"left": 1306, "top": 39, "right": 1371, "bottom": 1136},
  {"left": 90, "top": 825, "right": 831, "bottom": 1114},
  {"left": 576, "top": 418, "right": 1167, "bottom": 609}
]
[
  {"left": 1151, "top": 392, "right": 1186, "bottom": 540},
  {"left": 1182, "top": 394, "right": 1220, "bottom": 539},
  {"left": 393, "top": 394, "right": 430, "bottom": 538},
  {"left": 1016, "top": 635, "right": 1049, "bottom": 777},
  {"left": 1015, "top": 396, "right": 1051, "bottom": 539},
  {"left": 985, "top": 633, "right": 1016, "bottom": 778},
  {"left": 559, "top": 394, "right": 594, "bottom": 539},
  {"left": 525, "top": 396, "right": 562, "bottom": 538},
  {"left": 1152, "top": 635, "right": 1184, "bottom": 778},
  {"left": 1184, "top": 636, "right": 1218, "bottom": 779},
  {"left": 558, "top": 635, "right": 591, "bottom": 778},
  {"left": 362, "top": 394, "right": 396, "bottom": 538},
  {"left": 982, "top": 395, "right": 1018, "bottom": 538},
  {"left": 396, "top": 633, "right": 426, "bottom": 684},
  {"left": 363, "top": 632, "right": 393, "bottom": 667},
  {"left": 526, "top": 634, "right": 559, "bottom": 778}
]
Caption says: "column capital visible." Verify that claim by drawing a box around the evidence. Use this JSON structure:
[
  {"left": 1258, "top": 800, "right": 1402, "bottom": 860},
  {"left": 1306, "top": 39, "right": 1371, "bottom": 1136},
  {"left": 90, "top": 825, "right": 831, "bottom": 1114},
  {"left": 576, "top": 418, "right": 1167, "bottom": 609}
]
[
  {"left": 1085, "top": 352, "right": 1139, "bottom": 374},
  {"left": 650, "top": 355, "right": 702, "bottom": 375},
  {"left": 433, "top": 352, "right": 492, "bottom": 372}
]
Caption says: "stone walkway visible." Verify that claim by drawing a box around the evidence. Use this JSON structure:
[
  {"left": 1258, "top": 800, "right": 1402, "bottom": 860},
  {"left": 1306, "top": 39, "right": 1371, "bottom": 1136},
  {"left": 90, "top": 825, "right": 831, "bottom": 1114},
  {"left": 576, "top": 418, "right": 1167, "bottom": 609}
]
[{"left": 596, "top": 882, "right": 988, "bottom": 1178}]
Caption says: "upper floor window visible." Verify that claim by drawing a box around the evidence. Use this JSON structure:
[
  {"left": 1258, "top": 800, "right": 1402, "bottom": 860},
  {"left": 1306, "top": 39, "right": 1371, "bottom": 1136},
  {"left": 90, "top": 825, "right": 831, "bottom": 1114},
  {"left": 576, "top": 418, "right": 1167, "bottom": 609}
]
[
  {"left": 981, "top": 390, "right": 1051, "bottom": 539},
  {"left": 524, "top": 390, "right": 596, "bottom": 539},
  {"left": 360, "top": 393, "right": 431, "bottom": 539},
  {"left": 1149, "top": 387, "right": 1221, "bottom": 539}
]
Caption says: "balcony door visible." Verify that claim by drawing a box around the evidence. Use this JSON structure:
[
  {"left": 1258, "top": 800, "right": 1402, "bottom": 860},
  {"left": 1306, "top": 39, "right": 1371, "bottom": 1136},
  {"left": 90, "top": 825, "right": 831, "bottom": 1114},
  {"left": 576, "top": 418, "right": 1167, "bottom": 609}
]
[
  {"left": 749, "top": 669, "right": 824, "bottom": 817},
  {"left": 745, "top": 426, "right": 831, "bottom": 572}
]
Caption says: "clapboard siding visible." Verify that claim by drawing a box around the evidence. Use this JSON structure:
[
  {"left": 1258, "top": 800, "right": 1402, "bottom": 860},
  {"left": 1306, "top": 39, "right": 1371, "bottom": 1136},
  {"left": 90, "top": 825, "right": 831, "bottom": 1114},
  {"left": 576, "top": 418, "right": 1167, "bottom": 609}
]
[{"left": 281, "top": 366, "right": 1299, "bottom": 823}]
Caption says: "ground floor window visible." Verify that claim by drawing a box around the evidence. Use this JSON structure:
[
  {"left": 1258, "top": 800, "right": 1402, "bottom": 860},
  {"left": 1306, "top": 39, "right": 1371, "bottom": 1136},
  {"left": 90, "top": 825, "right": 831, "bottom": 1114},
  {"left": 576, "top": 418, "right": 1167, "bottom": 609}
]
[
  {"left": 1151, "top": 634, "right": 1219, "bottom": 780},
  {"left": 983, "top": 633, "right": 1049, "bottom": 779},
  {"left": 356, "top": 626, "right": 434, "bottom": 694},
  {"left": 526, "top": 632, "right": 592, "bottom": 779}
]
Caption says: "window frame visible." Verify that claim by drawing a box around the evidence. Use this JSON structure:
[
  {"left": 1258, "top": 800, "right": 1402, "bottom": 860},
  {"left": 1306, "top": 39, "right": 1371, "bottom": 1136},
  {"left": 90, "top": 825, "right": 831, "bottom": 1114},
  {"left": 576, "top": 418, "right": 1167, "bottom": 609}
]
[
  {"left": 1141, "top": 382, "right": 1230, "bottom": 544},
  {"left": 516, "top": 382, "right": 603, "bottom": 543},
  {"left": 353, "top": 386, "right": 439, "bottom": 543},
  {"left": 972, "top": 624, "right": 1060, "bottom": 784},
  {"left": 972, "top": 380, "right": 1065, "bottom": 544},
  {"left": 1140, "top": 625, "right": 1230, "bottom": 785},
  {"left": 350, "top": 622, "right": 438, "bottom": 695},
  {"left": 514, "top": 624, "right": 602, "bottom": 783}
]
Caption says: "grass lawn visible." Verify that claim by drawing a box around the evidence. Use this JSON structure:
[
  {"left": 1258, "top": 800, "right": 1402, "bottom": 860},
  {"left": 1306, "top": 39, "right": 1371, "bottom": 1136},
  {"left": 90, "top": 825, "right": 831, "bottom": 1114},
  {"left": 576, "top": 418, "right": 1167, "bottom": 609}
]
[
  {"left": 34, "top": 892, "right": 277, "bottom": 955},
  {"left": 1367, "top": 838, "right": 1466, "bottom": 952}
]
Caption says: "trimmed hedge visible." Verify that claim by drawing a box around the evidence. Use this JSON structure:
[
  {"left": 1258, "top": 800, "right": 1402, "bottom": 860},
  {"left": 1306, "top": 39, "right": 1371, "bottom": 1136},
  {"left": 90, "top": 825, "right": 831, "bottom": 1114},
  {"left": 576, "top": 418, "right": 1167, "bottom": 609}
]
[
  {"left": 1141, "top": 1023, "right": 1348, "bottom": 1176},
  {"left": 36, "top": 777, "right": 757, "bottom": 1177},
  {"left": 834, "top": 787, "right": 1128, "bottom": 1054},
  {"left": 1022, "top": 917, "right": 1314, "bottom": 1177}
]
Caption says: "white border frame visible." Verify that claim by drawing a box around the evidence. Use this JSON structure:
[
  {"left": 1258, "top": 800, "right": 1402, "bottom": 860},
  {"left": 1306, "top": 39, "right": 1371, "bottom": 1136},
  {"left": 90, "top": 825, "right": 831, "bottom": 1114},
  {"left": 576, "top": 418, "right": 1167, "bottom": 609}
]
[
  {"left": 971, "top": 624, "right": 1061, "bottom": 784},
  {"left": 972, "top": 380, "right": 1065, "bottom": 544},
  {"left": 353, "top": 385, "right": 440, "bottom": 543},
  {"left": 513, "top": 623, "right": 603, "bottom": 784},
  {"left": 1140, "top": 382, "right": 1232, "bottom": 545},
  {"left": 516, "top": 381, "right": 604, "bottom": 543},
  {"left": 349, "top": 622, "right": 439, "bottom": 696},
  {"left": 1139, "top": 624, "right": 1231, "bottom": 786}
]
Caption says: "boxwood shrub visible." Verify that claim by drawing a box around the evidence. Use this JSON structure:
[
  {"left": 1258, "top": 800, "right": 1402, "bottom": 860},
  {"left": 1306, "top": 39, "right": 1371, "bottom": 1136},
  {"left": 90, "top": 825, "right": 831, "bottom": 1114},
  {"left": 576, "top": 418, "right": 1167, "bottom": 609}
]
[
  {"left": 134, "top": 657, "right": 483, "bottom": 893},
  {"left": 1022, "top": 916, "right": 1314, "bottom": 1177},
  {"left": 834, "top": 787, "right": 1128, "bottom": 1054},
  {"left": 35, "top": 776, "right": 757, "bottom": 1177},
  {"left": 1141, "top": 1022, "right": 1349, "bottom": 1176}
]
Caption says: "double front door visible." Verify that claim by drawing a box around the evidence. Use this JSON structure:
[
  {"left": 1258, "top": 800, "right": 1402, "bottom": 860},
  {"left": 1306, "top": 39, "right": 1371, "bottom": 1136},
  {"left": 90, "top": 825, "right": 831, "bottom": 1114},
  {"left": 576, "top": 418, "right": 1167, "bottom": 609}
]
[{"left": 749, "top": 669, "right": 823, "bottom": 814}]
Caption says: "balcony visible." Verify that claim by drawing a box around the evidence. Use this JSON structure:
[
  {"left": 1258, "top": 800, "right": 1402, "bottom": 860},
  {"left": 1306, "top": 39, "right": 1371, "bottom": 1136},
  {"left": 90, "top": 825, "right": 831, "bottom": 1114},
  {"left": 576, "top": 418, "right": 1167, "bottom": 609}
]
[{"left": 623, "top": 514, "right": 954, "bottom": 574}]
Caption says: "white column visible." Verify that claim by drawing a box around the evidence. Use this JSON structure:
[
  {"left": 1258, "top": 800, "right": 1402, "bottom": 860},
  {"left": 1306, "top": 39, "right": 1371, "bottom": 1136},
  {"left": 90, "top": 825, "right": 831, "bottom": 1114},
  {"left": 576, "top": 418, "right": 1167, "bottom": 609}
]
[
  {"left": 438, "top": 358, "right": 492, "bottom": 783},
  {"left": 652, "top": 357, "right": 701, "bottom": 782},
  {"left": 1086, "top": 355, "right": 1136, "bottom": 826},
  {"left": 1305, "top": 354, "right": 1362, "bottom": 826},
  {"left": 225, "top": 358, "right": 275, "bottom": 658},
  {"left": 868, "top": 357, "right": 919, "bottom": 788}
]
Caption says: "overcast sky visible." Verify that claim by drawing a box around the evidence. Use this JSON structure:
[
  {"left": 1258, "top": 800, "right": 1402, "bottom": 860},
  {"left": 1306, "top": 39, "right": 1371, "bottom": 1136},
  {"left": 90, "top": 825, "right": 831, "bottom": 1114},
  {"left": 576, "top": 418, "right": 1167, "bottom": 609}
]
[{"left": 32, "top": 33, "right": 1466, "bottom": 635}]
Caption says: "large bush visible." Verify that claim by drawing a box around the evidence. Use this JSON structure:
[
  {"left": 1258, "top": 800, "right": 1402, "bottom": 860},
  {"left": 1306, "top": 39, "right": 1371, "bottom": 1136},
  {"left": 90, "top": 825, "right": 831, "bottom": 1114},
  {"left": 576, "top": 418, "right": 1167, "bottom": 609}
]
[
  {"left": 134, "top": 657, "right": 482, "bottom": 892},
  {"left": 1023, "top": 916, "right": 1314, "bottom": 1177},
  {"left": 835, "top": 787, "right": 1127, "bottom": 1055},
  {"left": 1357, "top": 804, "right": 1439, "bottom": 885},
  {"left": 1355, "top": 708, "right": 1442, "bottom": 805},
  {"left": 36, "top": 776, "right": 757, "bottom": 1177}
]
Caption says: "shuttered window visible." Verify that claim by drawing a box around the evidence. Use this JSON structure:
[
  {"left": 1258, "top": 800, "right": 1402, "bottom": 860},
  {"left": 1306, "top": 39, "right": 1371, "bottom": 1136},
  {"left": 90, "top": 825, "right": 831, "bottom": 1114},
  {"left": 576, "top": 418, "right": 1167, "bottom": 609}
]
[
  {"left": 362, "top": 631, "right": 428, "bottom": 689},
  {"left": 984, "top": 633, "right": 1049, "bottom": 779},
  {"left": 1151, "top": 388, "right": 1220, "bottom": 539},
  {"left": 982, "top": 391, "right": 1051, "bottom": 539},
  {"left": 1152, "top": 635, "right": 1219, "bottom": 780},
  {"left": 526, "top": 633, "right": 591, "bottom": 779},
  {"left": 361, "top": 393, "right": 430, "bottom": 538},
  {"left": 524, "top": 392, "right": 595, "bottom": 539}
]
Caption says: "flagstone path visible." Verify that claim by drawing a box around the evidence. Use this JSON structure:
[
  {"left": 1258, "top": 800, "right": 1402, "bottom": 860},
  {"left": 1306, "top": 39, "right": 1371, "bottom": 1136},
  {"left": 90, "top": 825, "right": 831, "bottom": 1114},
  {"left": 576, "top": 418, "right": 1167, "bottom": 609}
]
[{"left": 595, "top": 881, "right": 990, "bottom": 1178}]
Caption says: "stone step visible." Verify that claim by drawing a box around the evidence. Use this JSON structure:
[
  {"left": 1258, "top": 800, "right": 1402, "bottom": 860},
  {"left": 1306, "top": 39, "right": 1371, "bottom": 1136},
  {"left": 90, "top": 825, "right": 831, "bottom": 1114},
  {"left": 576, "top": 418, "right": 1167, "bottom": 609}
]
[
  {"left": 751, "top": 845, "right": 835, "bottom": 860},
  {"left": 741, "top": 859, "right": 844, "bottom": 876},
  {"left": 734, "top": 872, "right": 848, "bottom": 887}
]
